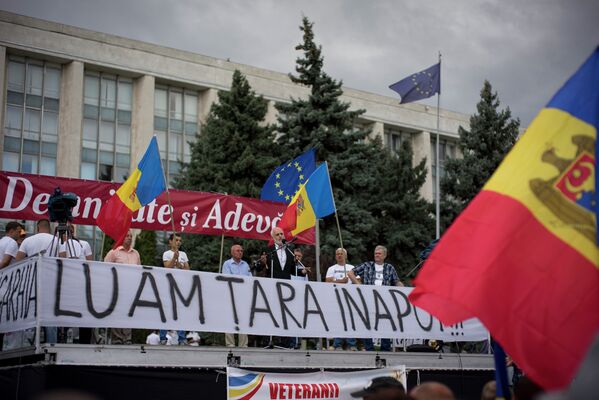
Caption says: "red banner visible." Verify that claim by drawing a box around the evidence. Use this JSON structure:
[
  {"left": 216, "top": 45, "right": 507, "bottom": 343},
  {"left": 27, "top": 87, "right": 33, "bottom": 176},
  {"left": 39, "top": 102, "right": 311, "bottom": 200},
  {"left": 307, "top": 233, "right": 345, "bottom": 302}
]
[{"left": 0, "top": 172, "right": 314, "bottom": 243}]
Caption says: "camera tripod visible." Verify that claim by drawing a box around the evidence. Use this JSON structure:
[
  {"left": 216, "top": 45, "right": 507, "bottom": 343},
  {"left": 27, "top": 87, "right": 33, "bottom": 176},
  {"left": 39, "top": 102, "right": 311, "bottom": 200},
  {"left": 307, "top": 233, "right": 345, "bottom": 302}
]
[{"left": 48, "top": 221, "right": 75, "bottom": 257}]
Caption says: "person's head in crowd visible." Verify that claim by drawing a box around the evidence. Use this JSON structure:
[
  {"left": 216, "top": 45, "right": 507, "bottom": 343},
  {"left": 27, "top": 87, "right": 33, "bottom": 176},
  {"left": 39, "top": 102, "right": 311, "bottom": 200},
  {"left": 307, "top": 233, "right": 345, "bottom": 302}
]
[
  {"left": 374, "top": 245, "right": 387, "bottom": 265},
  {"left": 231, "top": 244, "right": 243, "bottom": 262},
  {"left": 350, "top": 376, "right": 407, "bottom": 400},
  {"left": 294, "top": 247, "right": 303, "bottom": 262},
  {"left": 37, "top": 218, "right": 51, "bottom": 234},
  {"left": 18, "top": 227, "right": 27, "bottom": 245},
  {"left": 513, "top": 376, "right": 543, "bottom": 400},
  {"left": 271, "top": 226, "right": 285, "bottom": 245},
  {"left": 4, "top": 221, "right": 23, "bottom": 240},
  {"left": 409, "top": 381, "right": 455, "bottom": 400},
  {"left": 336, "top": 248, "right": 347, "bottom": 264},
  {"left": 168, "top": 233, "right": 182, "bottom": 249},
  {"left": 122, "top": 230, "right": 133, "bottom": 249},
  {"left": 480, "top": 380, "right": 496, "bottom": 400}
]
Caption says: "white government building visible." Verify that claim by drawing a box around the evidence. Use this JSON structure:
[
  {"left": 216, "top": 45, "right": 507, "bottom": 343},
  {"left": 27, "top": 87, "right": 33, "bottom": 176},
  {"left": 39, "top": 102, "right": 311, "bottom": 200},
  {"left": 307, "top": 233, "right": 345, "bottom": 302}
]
[{"left": 0, "top": 11, "right": 467, "bottom": 258}]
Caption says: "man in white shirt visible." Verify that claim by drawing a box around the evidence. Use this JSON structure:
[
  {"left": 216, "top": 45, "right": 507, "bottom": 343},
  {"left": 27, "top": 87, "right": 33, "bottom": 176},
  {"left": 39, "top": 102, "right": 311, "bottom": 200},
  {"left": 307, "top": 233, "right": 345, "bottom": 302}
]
[
  {"left": 14, "top": 219, "right": 59, "bottom": 344},
  {"left": 16, "top": 219, "right": 59, "bottom": 260},
  {"left": 0, "top": 221, "right": 24, "bottom": 268},
  {"left": 58, "top": 225, "right": 93, "bottom": 260},
  {"left": 160, "top": 233, "right": 189, "bottom": 345},
  {"left": 146, "top": 331, "right": 161, "bottom": 345},
  {"left": 222, "top": 244, "right": 251, "bottom": 347},
  {"left": 325, "top": 248, "right": 358, "bottom": 351}
]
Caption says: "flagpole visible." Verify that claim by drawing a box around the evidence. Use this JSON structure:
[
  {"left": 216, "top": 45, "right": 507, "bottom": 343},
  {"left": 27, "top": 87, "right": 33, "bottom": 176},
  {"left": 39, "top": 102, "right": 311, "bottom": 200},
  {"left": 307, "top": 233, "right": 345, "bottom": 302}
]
[
  {"left": 324, "top": 162, "right": 343, "bottom": 249},
  {"left": 156, "top": 135, "right": 179, "bottom": 260},
  {"left": 435, "top": 51, "right": 442, "bottom": 239}
]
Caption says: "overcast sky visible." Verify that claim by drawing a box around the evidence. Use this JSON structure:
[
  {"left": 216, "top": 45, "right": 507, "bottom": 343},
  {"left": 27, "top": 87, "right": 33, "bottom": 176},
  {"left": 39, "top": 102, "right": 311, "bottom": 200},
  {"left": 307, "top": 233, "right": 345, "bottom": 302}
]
[{"left": 1, "top": 0, "right": 598, "bottom": 126}]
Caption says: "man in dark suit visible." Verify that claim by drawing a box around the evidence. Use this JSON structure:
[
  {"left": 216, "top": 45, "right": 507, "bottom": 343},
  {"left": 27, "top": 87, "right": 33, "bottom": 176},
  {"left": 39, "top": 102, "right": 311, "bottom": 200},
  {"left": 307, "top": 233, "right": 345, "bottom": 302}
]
[
  {"left": 265, "top": 226, "right": 296, "bottom": 348},
  {"left": 266, "top": 226, "right": 296, "bottom": 279}
]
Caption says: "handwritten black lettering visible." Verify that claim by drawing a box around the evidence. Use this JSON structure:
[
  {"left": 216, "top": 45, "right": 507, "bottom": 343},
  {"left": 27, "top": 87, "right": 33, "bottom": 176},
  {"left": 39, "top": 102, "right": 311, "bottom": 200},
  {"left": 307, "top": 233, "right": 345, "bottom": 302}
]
[
  {"left": 84, "top": 263, "right": 117, "bottom": 319},
  {"left": 167, "top": 274, "right": 205, "bottom": 323},
  {"left": 128, "top": 271, "right": 166, "bottom": 322}
]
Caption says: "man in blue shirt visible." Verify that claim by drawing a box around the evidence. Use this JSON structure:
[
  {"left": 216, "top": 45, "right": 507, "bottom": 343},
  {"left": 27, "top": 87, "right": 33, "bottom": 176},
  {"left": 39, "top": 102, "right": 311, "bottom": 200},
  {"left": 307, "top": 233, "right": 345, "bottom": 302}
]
[
  {"left": 348, "top": 245, "right": 404, "bottom": 352},
  {"left": 222, "top": 244, "right": 251, "bottom": 347}
]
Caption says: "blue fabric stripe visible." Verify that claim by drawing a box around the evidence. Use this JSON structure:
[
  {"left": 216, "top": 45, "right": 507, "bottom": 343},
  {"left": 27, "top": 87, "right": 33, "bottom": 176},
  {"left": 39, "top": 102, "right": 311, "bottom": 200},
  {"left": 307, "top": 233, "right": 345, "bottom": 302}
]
[
  {"left": 228, "top": 373, "right": 258, "bottom": 387},
  {"left": 305, "top": 162, "right": 336, "bottom": 218},
  {"left": 136, "top": 136, "right": 166, "bottom": 206}
]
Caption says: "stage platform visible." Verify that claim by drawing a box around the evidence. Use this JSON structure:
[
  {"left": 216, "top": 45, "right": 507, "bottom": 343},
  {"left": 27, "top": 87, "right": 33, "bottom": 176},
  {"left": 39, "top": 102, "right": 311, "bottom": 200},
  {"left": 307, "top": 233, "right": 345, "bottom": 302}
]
[
  {"left": 0, "top": 345, "right": 495, "bottom": 399},
  {"left": 0, "top": 343, "right": 494, "bottom": 370}
]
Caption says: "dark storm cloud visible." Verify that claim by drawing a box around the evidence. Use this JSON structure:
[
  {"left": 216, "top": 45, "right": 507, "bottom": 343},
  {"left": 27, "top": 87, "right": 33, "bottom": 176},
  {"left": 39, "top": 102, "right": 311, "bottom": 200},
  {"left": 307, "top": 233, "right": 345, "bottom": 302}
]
[{"left": 1, "top": 0, "right": 597, "bottom": 126}]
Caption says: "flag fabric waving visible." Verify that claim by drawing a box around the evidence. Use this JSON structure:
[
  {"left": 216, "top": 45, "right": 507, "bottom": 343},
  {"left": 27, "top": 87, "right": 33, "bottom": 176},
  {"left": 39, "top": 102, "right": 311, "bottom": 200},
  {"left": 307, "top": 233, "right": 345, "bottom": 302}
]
[
  {"left": 97, "top": 136, "right": 166, "bottom": 247},
  {"left": 279, "top": 162, "right": 335, "bottom": 235},
  {"left": 409, "top": 48, "right": 599, "bottom": 390},
  {"left": 389, "top": 63, "right": 440, "bottom": 104},
  {"left": 260, "top": 149, "right": 316, "bottom": 203}
]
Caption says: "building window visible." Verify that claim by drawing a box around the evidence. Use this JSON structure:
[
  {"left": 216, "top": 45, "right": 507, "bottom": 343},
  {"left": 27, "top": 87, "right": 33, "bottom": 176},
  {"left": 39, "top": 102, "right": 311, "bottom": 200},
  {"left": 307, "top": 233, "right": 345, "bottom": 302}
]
[
  {"left": 154, "top": 86, "right": 198, "bottom": 186},
  {"left": 3, "top": 56, "right": 60, "bottom": 175},
  {"left": 81, "top": 72, "right": 132, "bottom": 183},
  {"left": 431, "top": 137, "right": 456, "bottom": 201},
  {"left": 385, "top": 128, "right": 411, "bottom": 155}
]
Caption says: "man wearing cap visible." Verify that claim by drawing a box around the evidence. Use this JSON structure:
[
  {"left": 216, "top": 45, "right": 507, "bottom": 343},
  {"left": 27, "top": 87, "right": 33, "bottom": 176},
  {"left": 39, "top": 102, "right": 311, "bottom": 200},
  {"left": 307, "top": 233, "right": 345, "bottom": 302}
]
[{"left": 350, "top": 376, "right": 407, "bottom": 400}]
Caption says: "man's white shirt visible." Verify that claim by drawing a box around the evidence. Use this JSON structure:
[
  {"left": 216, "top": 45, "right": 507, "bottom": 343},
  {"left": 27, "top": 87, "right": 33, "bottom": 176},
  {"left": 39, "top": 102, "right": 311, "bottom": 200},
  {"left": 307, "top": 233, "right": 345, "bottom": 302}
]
[
  {"left": 59, "top": 239, "right": 92, "bottom": 259},
  {"left": 163, "top": 250, "right": 189, "bottom": 265},
  {"left": 326, "top": 263, "right": 355, "bottom": 283},
  {"left": 19, "top": 233, "right": 59, "bottom": 257},
  {"left": 0, "top": 236, "right": 19, "bottom": 264}
]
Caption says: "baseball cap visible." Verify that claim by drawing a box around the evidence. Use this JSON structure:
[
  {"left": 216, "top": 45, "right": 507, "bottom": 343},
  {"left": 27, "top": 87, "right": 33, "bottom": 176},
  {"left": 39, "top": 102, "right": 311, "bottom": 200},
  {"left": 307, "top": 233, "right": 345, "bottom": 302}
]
[{"left": 350, "top": 376, "right": 405, "bottom": 398}]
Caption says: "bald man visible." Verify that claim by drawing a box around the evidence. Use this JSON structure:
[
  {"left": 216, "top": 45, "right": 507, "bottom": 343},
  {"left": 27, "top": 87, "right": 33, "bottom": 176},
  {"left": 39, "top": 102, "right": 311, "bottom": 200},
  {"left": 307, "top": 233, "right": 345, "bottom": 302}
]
[
  {"left": 409, "top": 382, "right": 455, "bottom": 400},
  {"left": 222, "top": 244, "right": 251, "bottom": 347}
]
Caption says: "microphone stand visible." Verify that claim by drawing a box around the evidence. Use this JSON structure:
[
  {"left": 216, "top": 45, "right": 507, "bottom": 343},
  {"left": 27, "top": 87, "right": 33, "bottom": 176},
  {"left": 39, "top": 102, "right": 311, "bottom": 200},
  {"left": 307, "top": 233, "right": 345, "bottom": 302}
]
[{"left": 265, "top": 240, "right": 295, "bottom": 350}]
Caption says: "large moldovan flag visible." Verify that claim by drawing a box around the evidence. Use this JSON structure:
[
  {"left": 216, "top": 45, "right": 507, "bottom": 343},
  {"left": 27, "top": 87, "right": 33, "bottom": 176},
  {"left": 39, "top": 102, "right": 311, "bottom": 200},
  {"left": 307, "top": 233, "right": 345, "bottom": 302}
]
[
  {"left": 409, "top": 48, "right": 599, "bottom": 390},
  {"left": 97, "top": 137, "right": 166, "bottom": 247}
]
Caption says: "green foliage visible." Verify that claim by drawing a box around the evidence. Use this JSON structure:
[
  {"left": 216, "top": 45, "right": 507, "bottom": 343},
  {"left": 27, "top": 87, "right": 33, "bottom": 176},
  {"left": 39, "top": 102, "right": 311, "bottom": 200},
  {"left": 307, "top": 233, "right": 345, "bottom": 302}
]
[
  {"left": 136, "top": 230, "right": 158, "bottom": 266},
  {"left": 175, "top": 70, "right": 281, "bottom": 269},
  {"left": 440, "top": 80, "right": 520, "bottom": 230},
  {"left": 101, "top": 234, "right": 114, "bottom": 260},
  {"left": 275, "top": 17, "right": 433, "bottom": 275}
]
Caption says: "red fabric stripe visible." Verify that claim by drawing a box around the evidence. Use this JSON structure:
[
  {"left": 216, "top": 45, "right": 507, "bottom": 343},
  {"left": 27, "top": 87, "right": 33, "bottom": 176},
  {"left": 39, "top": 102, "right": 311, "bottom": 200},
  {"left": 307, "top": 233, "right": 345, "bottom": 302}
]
[
  {"left": 410, "top": 190, "right": 599, "bottom": 390},
  {"left": 96, "top": 195, "right": 133, "bottom": 248},
  {"left": 279, "top": 201, "right": 297, "bottom": 233}
]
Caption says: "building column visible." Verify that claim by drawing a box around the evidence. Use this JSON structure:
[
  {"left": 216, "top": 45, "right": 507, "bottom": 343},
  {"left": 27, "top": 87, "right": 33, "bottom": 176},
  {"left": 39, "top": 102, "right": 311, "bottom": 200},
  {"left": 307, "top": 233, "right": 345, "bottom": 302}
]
[
  {"left": 56, "top": 60, "right": 83, "bottom": 178},
  {"left": 0, "top": 46, "right": 6, "bottom": 159},
  {"left": 368, "top": 121, "right": 384, "bottom": 143},
  {"left": 262, "top": 100, "right": 278, "bottom": 126},
  {"left": 413, "top": 130, "right": 433, "bottom": 201},
  {"left": 131, "top": 75, "right": 155, "bottom": 168},
  {"left": 198, "top": 88, "right": 218, "bottom": 126}
]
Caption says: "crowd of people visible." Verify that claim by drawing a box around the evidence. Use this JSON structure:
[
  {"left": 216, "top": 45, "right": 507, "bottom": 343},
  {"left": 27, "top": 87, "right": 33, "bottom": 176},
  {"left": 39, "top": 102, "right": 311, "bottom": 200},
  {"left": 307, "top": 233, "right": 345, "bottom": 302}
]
[{"left": 1, "top": 219, "right": 479, "bottom": 354}]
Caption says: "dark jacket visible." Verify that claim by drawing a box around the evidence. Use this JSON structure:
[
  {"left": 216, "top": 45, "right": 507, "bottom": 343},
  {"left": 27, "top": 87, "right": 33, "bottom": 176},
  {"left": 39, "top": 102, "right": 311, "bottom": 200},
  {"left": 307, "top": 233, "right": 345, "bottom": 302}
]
[{"left": 266, "top": 244, "right": 296, "bottom": 280}]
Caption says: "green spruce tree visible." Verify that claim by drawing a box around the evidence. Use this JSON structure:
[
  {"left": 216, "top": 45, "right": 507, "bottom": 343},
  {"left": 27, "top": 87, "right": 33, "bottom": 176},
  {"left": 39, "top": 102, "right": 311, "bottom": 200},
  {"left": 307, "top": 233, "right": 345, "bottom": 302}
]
[
  {"left": 175, "top": 70, "right": 280, "bottom": 270},
  {"left": 135, "top": 230, "right": 158, "bottom": 266},
  {"left": 276, "top": 17, "right": 433, "bottom": 273},
  {"left": 440, "top": 80, "right": 520, "bottom": 230},
  {"left": 371, "top": 141, "right": 434, "bottom": 275}
]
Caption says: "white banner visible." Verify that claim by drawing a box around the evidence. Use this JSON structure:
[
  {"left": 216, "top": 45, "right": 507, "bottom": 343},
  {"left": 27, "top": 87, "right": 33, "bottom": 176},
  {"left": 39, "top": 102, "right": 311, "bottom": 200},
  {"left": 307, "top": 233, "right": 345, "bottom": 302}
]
[
  {"left": 227, "top": 367, "right": 407, "bottom": 400},
  {"left": 0, "top": 257, "right": 38, "bottom": 332},
  {"left": 0, "top": 257, "right": 488, "bottom": 340}
]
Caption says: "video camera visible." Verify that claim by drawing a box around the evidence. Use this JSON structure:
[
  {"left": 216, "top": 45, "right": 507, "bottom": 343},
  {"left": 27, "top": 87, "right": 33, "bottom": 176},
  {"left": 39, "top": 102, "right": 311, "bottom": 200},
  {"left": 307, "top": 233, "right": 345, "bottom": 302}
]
[{"left": 48, "top": 187, "right": 78, "bottom": 224}]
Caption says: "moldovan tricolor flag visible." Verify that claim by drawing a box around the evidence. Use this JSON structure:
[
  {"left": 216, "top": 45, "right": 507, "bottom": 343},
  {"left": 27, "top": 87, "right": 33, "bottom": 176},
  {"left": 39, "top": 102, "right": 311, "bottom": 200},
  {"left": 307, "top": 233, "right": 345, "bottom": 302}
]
[
  {"left": 97, "top": 137, "right": 166, "bottom": 247},
  {"left": 279, "top": 162, "right": 335, "bottom": 235},
  {"left": 409, "top": 47, "right": 599, "bottom": 390}
]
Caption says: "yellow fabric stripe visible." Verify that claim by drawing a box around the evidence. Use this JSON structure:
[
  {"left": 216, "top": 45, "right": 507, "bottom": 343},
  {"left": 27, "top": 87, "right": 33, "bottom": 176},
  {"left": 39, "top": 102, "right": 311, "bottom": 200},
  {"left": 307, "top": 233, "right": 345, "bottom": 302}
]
[
  {"left": 485, "top": 108, "right": 598, "bottom": 267},
  {"left": 289, "top": 184, "right": 316, "bottom": 236},
  {"left": 116, "top": 168, "right": 142, "bottom": 211},
  {"left": 228, "top": 375, "right": 262, "bottom": 398}
]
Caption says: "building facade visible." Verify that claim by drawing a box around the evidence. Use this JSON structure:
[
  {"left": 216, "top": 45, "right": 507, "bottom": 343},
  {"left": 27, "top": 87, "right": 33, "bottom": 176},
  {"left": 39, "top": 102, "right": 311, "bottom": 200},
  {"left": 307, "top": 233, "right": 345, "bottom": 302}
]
[{"left": 0, "top": 11, "right": 467, "bottom": 258}]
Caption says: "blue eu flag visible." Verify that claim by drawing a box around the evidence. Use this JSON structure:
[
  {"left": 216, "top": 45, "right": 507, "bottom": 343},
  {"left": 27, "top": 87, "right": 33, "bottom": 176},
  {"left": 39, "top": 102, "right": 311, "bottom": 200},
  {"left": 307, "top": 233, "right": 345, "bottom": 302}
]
[
  {"left": 260, "top": 149, "right": 316, "bottom": 203},
  {"left": 389, "top": 63, "right": 440, "bottom": 104}
]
